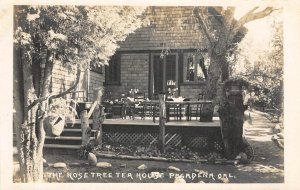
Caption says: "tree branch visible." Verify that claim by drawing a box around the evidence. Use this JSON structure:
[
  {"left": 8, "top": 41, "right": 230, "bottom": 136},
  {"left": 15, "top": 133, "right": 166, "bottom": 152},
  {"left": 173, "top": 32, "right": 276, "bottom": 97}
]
[
  {"left": 224, "top": 7, "right": 236, "bottom": 27},
  {"left": 208, "top": 7, "right": 225, "bottom": 26},
  {"left": 238, "top": 7, "right": 274, "bottom": 26},
  {"left": 193, "top": 7, "right": 214, "bottom": 47},
  {"left": 229, "top": 7, "right": 274, "bottom": 45},
  {"left": 26, "top": 65, "right": 81, "bottom": 111}
]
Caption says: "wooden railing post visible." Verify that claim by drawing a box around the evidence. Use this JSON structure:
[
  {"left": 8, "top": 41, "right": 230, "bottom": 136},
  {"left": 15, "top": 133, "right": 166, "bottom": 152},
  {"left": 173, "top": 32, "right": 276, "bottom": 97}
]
[
  {"left": 158, "top": 94, "right": 166, "bottom": 153},
  {"left": 92, "top": 88, "right": 103, "bottom": 147},
  {"left": 81, "top": 110, "right": 90, "bottom": 146}
]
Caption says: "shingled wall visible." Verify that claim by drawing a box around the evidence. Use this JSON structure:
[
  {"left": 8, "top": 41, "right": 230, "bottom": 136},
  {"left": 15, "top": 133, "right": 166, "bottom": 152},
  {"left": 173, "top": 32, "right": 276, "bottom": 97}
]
[
  {"left": 105, "top": 53, "right": 149, "bottom": 100},
  {"left": 51, "top": 62, "right": 77, "bottom": 98},
  {"left": 88, "top": 70, "right": 105, "bottom": 101},
  {"left": 51, "top": 62, "right": 105, "bottom": 102}
]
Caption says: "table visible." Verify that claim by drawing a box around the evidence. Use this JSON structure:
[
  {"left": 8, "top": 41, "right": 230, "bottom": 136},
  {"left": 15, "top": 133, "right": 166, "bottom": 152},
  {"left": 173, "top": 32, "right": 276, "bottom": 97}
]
[{"left": 166, "top": 100, "right": 213, "bottom": 121}]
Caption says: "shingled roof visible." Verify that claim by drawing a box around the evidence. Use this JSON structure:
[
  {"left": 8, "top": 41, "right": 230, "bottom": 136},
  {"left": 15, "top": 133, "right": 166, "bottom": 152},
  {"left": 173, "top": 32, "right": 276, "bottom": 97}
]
[{"left": 118, "top": 6, "right": 211, "bottom": 51}]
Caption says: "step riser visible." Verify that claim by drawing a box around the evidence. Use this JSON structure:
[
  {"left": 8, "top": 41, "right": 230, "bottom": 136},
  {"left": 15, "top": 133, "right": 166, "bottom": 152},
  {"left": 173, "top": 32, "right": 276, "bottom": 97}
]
[
  {"left": 43, "top": 144, "right": 81, "bottom": 155},
  {"left": 60, "top": 131, "right": 82, "bottom": 136},
  {"left": 45, "top": 139, "right": 82, "bottom": 145},
  {"left": 60, "top": 131, "right": 95, "bottom": 137},
  {"left": 65, "top": 124, "right": 92, "bottom": 129}
]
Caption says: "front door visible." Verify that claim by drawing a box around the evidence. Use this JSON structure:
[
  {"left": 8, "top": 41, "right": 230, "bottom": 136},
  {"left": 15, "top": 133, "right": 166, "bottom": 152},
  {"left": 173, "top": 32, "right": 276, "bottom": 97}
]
[
  {"left": 151, "top": 54, "right": 178, "bottom": 98},
  {"left": 153, "top": 55, "right": 164, "bottom": 95}
]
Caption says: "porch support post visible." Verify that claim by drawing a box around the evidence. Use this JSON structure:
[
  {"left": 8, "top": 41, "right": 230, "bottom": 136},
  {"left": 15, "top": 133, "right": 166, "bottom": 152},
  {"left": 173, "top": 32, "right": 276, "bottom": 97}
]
[{"left": 158, "top": 94, "right": 166, "bottom": 153}]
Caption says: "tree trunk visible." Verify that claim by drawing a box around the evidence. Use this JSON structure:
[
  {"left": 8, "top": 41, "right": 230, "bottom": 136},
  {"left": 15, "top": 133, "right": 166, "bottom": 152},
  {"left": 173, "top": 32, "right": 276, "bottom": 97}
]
[
  {"left": 18, "top": 111, "right": 44, "bottom": 182},
  {"left": 40, "top": 50, "right": 54, "bottom": 97},
  {"left": 221, "top": 61, "right": 229, "bottom": 82},
  {"left": 201, "top": 53, "right": 224, "bottom": 121},
  {"left": 205, "top": 53, "right": 223, "bottom": 101},
  {"left": 16, "top": 47, "right": 45, "bottom": 182}
]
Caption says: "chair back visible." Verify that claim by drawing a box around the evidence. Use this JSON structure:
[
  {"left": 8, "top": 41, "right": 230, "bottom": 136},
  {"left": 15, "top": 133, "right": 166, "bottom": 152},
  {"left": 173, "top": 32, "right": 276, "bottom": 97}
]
[{"left": 198, "top": 92, "right": 205, "bottom": 101}]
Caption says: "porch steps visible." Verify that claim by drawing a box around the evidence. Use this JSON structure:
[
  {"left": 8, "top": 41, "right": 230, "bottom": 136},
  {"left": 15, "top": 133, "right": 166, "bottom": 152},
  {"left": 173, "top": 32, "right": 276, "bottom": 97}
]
[
  {"left": 44, "top": 103, "right": 104, "bottom": 151},
  {"left": 43, "top": 122, "right": 94, "bottom": 152}
]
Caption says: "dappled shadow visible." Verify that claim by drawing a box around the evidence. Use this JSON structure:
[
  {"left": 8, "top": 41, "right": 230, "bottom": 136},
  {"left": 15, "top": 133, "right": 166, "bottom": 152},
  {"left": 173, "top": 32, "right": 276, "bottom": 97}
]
[
  {"left": 245, "top": 128, "right": 273, "bottom": 137},
  {"left": 236, "top": 110, "right": 284, "bottom": 182}
]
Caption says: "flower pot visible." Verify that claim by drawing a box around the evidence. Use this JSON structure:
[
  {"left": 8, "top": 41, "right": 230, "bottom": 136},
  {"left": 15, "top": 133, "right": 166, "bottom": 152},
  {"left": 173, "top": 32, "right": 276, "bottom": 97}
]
[
  {"left": 200, "top": 111, "right": 213, "bottom": 122},
  {"left": 44, "top": 115, "right": 65, "bottom": 137},
  {"left": 200, "top": 106, "right": 213, "bottom": 122}
]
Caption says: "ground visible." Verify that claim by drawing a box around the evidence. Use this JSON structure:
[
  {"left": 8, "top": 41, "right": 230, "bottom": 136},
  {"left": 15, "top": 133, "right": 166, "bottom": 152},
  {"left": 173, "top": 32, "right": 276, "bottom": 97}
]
[{"left": 40, "top": 110, "right": 284, "bottom": 183}]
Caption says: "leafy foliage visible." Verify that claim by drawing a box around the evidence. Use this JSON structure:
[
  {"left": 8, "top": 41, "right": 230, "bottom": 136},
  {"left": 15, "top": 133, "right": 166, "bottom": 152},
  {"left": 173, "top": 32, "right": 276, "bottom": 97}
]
[
  {"left": 191, "top": 7, "right": 275, "bottom": 102},
  {"left": 78, "top": 143, "right": 94, "bottom": 159},
  {"left": 14, "top": 6, "right": 146, "bottom": 70},
  {"left": 14, "top": 5, "right": 146, "bottom": 117},
  {"left": 231, "top": 11, "right": 283, "bottom": 109}
]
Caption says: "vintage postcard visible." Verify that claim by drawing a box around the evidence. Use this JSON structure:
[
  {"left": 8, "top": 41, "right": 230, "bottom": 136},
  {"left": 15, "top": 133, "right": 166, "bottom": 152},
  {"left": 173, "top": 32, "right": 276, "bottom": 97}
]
[{"left": 1, "top": 0, "right": 300, "bottom": 190}]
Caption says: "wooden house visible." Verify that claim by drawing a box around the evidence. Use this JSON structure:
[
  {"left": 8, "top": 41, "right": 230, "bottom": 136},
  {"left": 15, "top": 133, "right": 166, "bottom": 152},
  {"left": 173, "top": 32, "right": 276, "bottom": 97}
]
[
  {"left": 50, "top": 7, "right": 220, "bottom": 102},
  {"left": 105, "top": 6, "right": 214, "bottom": 101},
  {"left": 43, "top": 7, "right": 226, "bottom": 155}
]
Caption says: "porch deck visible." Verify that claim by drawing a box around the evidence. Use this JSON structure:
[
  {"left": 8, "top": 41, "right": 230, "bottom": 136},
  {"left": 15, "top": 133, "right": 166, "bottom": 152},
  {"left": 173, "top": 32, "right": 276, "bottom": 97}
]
[
  {"left": 45, "top": 117, "right": 223, "bottom": 153},
  {"left": 101, "top": 117, "right": 223, "bottom": 152}
]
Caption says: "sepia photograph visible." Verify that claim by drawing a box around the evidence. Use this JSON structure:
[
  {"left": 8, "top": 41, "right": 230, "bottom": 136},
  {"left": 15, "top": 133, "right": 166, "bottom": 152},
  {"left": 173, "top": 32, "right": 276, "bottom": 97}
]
[
  {"left": 11, "top": 4, "right": 284, "bottom": 183},
  {"left": 1, "top": 0, "right": 300, "bottom": 189}
]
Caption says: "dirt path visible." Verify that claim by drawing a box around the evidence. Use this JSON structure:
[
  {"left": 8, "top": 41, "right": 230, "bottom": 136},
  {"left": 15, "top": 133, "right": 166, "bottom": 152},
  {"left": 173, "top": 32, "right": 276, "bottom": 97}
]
[
  {"left": 236, "top": 110, "right": 284, "bottom": 182},
  {"left": 42, "top": 110, "right": 284, "bottom": 183}
]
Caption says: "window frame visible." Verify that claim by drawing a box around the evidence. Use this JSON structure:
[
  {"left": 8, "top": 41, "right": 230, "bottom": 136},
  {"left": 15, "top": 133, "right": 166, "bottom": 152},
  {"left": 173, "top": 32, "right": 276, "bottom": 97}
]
[{"left": 182, "top": 52, "right": 207, "bottom": 84}]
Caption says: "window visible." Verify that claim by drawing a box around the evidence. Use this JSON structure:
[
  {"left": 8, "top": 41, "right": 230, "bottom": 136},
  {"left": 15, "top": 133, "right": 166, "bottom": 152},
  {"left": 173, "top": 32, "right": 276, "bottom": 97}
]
[
  {"left": 186, "top": 56, "right": 195, "bottom": 81},
  {"left": 184, "top": 53, "right": 208, "bottom": 82},
  {"left": 105, "top": 54, "right": 121, "bottom": 85}
]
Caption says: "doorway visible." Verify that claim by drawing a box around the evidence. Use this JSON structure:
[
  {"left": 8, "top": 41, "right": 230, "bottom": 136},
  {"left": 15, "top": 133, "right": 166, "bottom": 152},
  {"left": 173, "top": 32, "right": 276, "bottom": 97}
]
[{"left": 151, "top": 53, "right": 178, "bottom": 99}]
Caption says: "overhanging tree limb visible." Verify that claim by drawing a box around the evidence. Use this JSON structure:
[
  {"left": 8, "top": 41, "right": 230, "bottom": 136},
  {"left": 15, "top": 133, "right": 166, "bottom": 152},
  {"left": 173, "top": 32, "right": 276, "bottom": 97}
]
[
  {"left": 26, "top": 65, "right": 81, "bottom": 111},
  {"left": 238, "top": 7, "right": 274, "bottom": 27},
  {"left": 230, "top": 7, "right": 274, "bottom": 48}
]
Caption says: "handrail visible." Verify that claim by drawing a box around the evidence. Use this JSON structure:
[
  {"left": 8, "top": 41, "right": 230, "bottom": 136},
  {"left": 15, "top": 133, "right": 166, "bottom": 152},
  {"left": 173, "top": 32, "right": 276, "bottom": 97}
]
[
  {"left": 87, "top": 100, "right": 98, "bottom": 118},
  {"left": 81, "top": 88, "right": 103, "bottom": 147}
]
